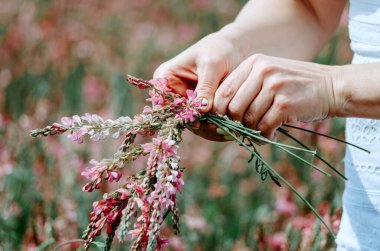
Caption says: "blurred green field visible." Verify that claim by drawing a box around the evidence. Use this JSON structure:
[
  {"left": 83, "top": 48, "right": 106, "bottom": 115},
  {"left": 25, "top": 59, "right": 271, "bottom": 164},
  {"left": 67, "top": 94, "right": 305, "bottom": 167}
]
[{"left": 0, "top": 1, "right": 352, "bottom": 250}]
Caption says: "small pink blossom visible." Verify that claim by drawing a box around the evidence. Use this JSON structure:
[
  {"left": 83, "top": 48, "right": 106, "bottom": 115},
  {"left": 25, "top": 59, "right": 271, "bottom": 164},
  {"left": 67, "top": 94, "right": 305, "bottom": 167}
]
[
  {"left": 156, "top": 237, "right": 170, "bottom": 251},
  {"left": 117, "top": 188, "right": 130, "bottom": 200},
  {"left": 275, "top": 196, "right": 297, "bottom": 216},
  {"left": 149, "top": 78, "right": 171, "bottom": 94},
  {"left": 265, "top": 232, "right": 286, "bottom": 250},
  {"left": 106, "top": 170, "right": 122, "bottom": 182},
  {"left": 67, "top": 127, "right": 87, "bottom": 144},
  {"left": 148, "top": 90, "right": 165, "bottom": 106},
  {"left": 162, "top": 139, "right": 177, "bottom": 157},
  {"left": 61, "top": 116, "right": 73, "bottom": 126}
]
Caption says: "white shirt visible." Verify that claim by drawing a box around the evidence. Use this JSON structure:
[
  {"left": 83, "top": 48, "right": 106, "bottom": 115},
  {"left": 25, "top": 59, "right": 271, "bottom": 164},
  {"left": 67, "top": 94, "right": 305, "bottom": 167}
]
[{"left": 336, "top": 0, "right": 380, "bottom": 250}]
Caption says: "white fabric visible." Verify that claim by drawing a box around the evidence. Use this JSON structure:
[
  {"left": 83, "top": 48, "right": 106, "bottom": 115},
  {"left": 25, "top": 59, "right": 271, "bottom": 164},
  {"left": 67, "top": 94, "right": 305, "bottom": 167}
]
[{"left": 336, "top": 0, "right": 380, "bottom": 250}]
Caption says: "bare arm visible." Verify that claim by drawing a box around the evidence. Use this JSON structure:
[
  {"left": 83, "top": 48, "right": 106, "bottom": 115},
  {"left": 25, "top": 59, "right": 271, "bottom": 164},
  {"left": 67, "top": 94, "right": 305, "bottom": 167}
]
[
  {"left": 333, "top": 64, "right": 380, "bottom": 119},
  {"left": 219, "top": 0, "right": 347, "bottom": 61}
]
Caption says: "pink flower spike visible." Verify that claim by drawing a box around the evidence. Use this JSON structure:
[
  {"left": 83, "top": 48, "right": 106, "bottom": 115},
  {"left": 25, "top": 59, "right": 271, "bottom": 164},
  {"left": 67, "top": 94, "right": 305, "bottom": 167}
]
[{"left": 126, "top": 75, "right": 152, "bottom": 89}]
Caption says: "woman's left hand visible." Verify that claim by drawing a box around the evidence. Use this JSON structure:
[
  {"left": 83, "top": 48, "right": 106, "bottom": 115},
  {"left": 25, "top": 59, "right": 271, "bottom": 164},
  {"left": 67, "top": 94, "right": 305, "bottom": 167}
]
[{"left": 212, "top": 54, "right": 340, "bottom": 140}]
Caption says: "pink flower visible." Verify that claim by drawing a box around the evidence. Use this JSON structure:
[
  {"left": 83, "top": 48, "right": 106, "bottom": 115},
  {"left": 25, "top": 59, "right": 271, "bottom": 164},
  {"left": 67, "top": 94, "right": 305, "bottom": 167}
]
[
  {"left": 72, "top": 115, "right": 82, "bottom": 124},
  {"left": 81, "top": 167, "right": 98, "bottom": 181},
  {"left": 175, "top": 106, "right": 199, "bottom": 123},
  {"left": 106, "top": 170, "right": 122, "bottom": 182},
  {"left": 156, "top": 237, "right": 169, "bottom": 251},
  {"left": 143, "top": 136, "right": 178, "bottom": 158},
  {"left": 186, "top": 89, "right": 197, "bottom": 100},
  {"left": 61, "top": 117, "right": 73, "bottom": 126},
  {"left": 142, "top": 142, "right": 155, "bottom": 153},
  {"left": 149, "top": 90, "right": 165, "bottom": 106},
  {"left": 117, "top": 188, "right": 130, "bottom": 200},
  {"left": 126, "top": 75, "right": 152, "bottom": 89},
  {"left": 173, "top": 97, "right": 185, "bottom": 106},
  {"left": 266, "top": 232, "right": 286, "bottom": 250},
  {"left": 162, "top": 139, "right": 177, "bottom": 157},
  {"left": 149, "top": 78, "right": 171, "bottom": 94},
  {"left": 142, "top": 106, "right": 153, "bottom": 114},
  {"left": 173, "top": 90, "right": 206, "bottom": 123},
  {"left": 81, "top": 113, "right": 94, "bottom": 123},
  {"left": 275, "top": 196, "right": 297, "bottom": 216},
  {"left": 67, "top": 127, "right": 88, "bottom": 144},
  {"left": 184, "top": 214, "right": 209, "bottom": 233}
]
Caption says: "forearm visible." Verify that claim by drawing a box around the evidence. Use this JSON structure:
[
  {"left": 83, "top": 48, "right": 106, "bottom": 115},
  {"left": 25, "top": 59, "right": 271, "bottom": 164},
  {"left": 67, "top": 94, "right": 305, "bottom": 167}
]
[
  {"left": 216, "top": 0, "right": 346, "bottom": 61},
  {"left": 332, "top": 63, "right": 380, "bottom": 119}
]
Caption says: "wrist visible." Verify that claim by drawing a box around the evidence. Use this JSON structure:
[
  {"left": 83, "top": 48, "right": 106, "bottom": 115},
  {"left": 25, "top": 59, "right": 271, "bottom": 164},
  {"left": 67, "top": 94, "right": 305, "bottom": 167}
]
[
  {"left": 217, "top": 22, "right": 250, "bottom": 61},
  {"left": 328, "top": 65, "right": 351, "bottom": 118}
]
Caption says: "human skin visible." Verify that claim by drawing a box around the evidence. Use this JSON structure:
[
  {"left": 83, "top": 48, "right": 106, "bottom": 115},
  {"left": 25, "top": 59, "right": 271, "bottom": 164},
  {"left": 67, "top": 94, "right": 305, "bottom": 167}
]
[
  {"left": 154, "top": 0, "right": 379, "bottom": 141},
  {"left": 212, "top": 54, "right": 380, "bottom": 140}
]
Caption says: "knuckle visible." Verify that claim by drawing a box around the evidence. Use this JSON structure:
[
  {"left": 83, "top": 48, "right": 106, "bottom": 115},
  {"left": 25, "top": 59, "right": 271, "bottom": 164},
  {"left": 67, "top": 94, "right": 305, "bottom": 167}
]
[
  {"left": 276, "top": 96, "right": 292, "bottom": 112},
  {"left": 154, "top": 62, "right": 173, "bottom": 78},
  {"left": 257, "top": 120, "right": 268, "bottom": 132},
  {"left": 267, "top": 79, "right": 285, "bottom": 92},
  {"left": 243, "top": 110, "right": 257, "bottom": 128},
  {"left": 228, "top": 100, "right": 243, "bottom": 119},
  {"left": 217, "top": 85, "right": 234, "bottom": 99},
  {"left": 196, "top": 83, "right": 213, "bottom": 95},
  {"left": 260, "top": 64, "right": 277, "bottom": 76},
  {"left": 199, "top": 56, "right": 220, "bottom": 67},
  {"left": 250, "top": 53, "right": 265, "bottom": 63}
]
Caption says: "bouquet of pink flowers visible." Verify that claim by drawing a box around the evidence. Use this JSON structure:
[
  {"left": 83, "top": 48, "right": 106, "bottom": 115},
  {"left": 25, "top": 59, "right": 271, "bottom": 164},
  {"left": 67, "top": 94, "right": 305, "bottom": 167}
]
[{"left": 31, "top": 75, "right": 367, "bottom": 251}]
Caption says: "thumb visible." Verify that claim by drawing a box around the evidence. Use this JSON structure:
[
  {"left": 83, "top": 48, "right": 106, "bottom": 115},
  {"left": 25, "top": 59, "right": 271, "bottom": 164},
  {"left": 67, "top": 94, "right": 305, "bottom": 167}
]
[{"left": 195, "top": 64, "right": 224, "bottom": 113}]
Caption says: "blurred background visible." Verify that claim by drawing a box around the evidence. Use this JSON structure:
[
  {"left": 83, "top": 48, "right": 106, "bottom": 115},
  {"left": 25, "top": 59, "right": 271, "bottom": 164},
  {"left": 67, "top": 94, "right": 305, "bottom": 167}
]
[{"left": 0, "top": 0, "right": 353, "bottom": 250}]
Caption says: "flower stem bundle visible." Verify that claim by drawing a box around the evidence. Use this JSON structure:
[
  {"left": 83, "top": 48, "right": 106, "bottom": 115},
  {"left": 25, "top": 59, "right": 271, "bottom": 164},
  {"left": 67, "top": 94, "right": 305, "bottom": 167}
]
[{"left": 30, "top": 75, "right": 368, "bottom": 251}]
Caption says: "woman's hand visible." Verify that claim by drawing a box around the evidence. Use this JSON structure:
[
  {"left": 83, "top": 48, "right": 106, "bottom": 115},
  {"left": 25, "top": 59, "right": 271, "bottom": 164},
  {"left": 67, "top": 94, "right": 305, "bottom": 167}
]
[
  {"left": 153, "top": 27, "right": 243, "bottom": 141},
  {"left": 153, "top": 0, "right": 346, "bottom": 142},
  {"left": 212, "top": 54, "right": 340, "bottom": 140}
]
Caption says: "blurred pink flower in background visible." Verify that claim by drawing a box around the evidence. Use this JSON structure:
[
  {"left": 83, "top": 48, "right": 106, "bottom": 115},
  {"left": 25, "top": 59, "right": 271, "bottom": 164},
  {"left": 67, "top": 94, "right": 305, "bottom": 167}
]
[
  {"left": 265, "top": 232, "right": 286, "bottom": 251},
  {"left": 184, "top": 214, "right": 209, "bottom": 233},
  {"left": 275, "top": 193, "right": 297, "bottom": 217}
]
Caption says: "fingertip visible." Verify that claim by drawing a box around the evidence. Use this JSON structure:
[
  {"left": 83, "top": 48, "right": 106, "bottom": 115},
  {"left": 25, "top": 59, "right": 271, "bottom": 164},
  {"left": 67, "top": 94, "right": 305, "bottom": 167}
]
[
  {"left": 223, "top": 135, "right": 234, "bottom": 141},
  {"left": 216, "top": 128, "right": 228, "bottom": 136},
  {"left": 198, "top": 96, "right": 211, "bottom": 113},
  {"left": 187, "top": 121, "right": 201, "bottom": 130}
]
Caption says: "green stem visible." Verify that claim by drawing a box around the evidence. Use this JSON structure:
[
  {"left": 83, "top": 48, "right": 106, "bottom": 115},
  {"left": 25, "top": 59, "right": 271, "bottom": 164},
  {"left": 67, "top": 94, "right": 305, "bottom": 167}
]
[
  {"left": 276, "top": 145, "right": 330, "bottom": 177},
  {"left": 210, "top": 117, "right": 317, "bottom": 155},
  {"left": 282, "top": 124, "right": 370, "bottom": 153},
  {"left": 277, "top": 128, "right": 347, "bottom": 180},
  {"left": 208, "top": 117, "right": 336, "bottom": 239}
]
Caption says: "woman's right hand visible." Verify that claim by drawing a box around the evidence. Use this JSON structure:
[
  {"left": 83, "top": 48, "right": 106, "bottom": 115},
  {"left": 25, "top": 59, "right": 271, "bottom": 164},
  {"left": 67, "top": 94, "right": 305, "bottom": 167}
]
[{"left": 153, "top": 26, "right": 243, "bottom": 141}]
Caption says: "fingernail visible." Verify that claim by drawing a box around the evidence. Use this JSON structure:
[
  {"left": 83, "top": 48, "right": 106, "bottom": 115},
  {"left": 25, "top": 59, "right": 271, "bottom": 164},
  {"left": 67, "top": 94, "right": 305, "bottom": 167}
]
[
  {"left": 188, "top": 121, "right": 200, "bottom": 130},
  {"left": 216, "top": 128, "right": 228, "bottom": 136},
  {"left": 224, "top": 136, "right": 234, "bottom": 141},
  {"left": 199, "top": 98, "right": 209, "bottom": 110}
]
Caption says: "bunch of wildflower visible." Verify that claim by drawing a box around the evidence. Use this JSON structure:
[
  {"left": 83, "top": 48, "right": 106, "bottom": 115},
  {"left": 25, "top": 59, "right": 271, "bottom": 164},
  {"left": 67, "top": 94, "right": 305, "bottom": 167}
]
[
  {"left": 31, "top": 76, "right": 206, "bottom": 251},
  {"left": 31, "top": 75, "right": 368, "bottom": 250}
]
